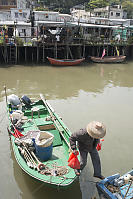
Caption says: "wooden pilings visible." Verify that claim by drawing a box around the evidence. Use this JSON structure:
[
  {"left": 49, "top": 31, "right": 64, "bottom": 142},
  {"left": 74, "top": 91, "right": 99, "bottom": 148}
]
[{"left": 0, "top": 44, "right": 131, "bottom": 65}]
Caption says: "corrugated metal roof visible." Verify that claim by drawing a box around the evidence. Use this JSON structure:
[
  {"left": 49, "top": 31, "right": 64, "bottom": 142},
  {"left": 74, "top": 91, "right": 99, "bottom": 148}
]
[
  {"left": 0, "top": 21, "right": 31, "bottom": 26},
  {"left": 71, "top": 22, "right": 120, "bottom": 28},
  {"left": 34, "top": 21, "right": 66, "bottom": 27},
  {"left": 33, "top": 11, "right": 59, "bottom": 14}
]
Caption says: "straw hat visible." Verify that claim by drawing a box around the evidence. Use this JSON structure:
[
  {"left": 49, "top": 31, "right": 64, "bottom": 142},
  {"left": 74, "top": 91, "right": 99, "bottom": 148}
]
[{"left": 86, "top": 121, "right": 106, "bottom": 139}]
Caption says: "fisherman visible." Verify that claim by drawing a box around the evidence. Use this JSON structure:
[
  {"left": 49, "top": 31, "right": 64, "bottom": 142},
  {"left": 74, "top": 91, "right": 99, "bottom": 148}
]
[{"left": 69, "top": 121, "right": 106, "bottom": 179}]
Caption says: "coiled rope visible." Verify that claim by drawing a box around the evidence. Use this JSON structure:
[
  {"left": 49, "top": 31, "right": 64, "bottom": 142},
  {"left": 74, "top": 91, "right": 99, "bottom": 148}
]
[{"left": 40, "top": 163, "right": 69, "bottom": 177}]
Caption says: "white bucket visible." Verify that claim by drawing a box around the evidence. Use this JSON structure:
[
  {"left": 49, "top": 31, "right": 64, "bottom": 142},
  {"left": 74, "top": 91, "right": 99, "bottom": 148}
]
[{"left": 35, "top": 131, "right": 54, "bottom": 148}]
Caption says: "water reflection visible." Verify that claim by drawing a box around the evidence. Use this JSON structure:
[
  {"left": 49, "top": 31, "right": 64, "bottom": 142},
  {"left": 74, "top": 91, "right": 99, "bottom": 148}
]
[{"left": 0, "top": 62, "right": 133, "bottom": 101}]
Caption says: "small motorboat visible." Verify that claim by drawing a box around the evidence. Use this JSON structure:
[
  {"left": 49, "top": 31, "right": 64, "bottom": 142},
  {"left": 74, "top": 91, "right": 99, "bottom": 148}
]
[
  {"left": 90, "top": 55, "right": 126, "bottom": 63},
  {"left": 47, "top": 57, "right": 85, "bottom": 66},
  {"left": 96, "top": 169, "right": 133, "bottom": 199},
  {"left": 6, "top": 92, "right": 77, "bottom": 187}
]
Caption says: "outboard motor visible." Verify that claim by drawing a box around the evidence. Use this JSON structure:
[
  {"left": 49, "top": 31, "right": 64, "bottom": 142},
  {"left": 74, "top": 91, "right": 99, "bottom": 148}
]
[{"left": 21, "top": 95, "right": 31, "bottom": 108}]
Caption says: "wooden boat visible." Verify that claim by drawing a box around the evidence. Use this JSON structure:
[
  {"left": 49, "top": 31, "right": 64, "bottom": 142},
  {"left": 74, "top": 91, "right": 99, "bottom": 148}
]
[
  {"left": 6, "top": 93, "right": 77, "bottom": 187},
  {"left": 90, "top": 55, "right": 126, "bottom": 63},
  {"left": 96, "top": 169, "right": 133, "bottom": 199},
  {"left": 47, "top": 57, "right": 85, "bottom": 66}
]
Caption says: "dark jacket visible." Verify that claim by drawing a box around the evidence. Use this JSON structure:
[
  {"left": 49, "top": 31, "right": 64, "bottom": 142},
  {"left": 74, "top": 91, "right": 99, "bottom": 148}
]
[{"left": 69, "top": 128, "right": 99, "bottom": 152}]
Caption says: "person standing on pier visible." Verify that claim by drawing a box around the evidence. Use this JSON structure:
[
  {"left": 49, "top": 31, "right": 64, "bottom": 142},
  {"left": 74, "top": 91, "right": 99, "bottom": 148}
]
[{"left": 69, "top": 121, "right": 106, "bottom": 179}]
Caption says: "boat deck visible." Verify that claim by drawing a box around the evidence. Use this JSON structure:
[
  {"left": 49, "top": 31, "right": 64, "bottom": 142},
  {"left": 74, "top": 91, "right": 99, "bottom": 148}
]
[{"left": 9, "top": 99, "right": 76, "bottom": 186}]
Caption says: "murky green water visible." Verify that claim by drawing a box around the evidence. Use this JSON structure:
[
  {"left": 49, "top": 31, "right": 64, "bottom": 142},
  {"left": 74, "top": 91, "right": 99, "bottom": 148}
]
[{"left": 0, "top": 62, "right": 133, "bottom": 199}]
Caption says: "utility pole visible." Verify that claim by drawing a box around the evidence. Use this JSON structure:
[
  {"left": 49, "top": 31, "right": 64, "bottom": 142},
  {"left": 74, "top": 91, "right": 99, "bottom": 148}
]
[
  {"left": 30, "top": 1, "right": 34, "bottom": 36},
  {"left": 108, "top": 5, "right": 110, "bottom": 19}
]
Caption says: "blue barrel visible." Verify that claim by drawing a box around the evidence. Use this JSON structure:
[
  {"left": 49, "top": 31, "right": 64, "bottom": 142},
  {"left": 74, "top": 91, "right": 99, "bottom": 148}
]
[{"left": 34, "top": 142, "right": 53, "bottom": 161}]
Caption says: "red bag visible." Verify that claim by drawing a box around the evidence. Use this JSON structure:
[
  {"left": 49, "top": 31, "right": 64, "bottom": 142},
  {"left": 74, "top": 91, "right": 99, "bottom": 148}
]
[
  {"left": 68, "top": 152, "right": 80, "bottom": 169},
  {"left": 96, "top": 143, "right": 101, "bottom": 151},
  {"left": 96, "top": 139, "right": 104, "bottom": 151},
  {"left": 68, "top": 151, "right": 79, "bottom": 162}
]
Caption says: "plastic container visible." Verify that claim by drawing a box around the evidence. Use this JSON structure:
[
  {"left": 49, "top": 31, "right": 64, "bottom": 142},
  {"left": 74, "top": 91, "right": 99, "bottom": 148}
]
[
  {"left": 35, "top": 143, "right": 53, "bottom": 161},
  {"left": 34, "top": 131, "right": 54, "bottom": 161}
]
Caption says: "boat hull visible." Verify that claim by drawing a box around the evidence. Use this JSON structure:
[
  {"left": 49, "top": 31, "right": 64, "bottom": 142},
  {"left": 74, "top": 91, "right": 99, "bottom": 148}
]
[
  {"left": 7, "top": 96, "right": 77, "bottom": 187},
  {"left": 97, "top": 170, "right": 133, "bottom": 199},
  {"left": 90, "top": 56, "right": 126, "bottom": 63},
  {"left": 47, "top": 57, "right": 85, "bottom": 66}
]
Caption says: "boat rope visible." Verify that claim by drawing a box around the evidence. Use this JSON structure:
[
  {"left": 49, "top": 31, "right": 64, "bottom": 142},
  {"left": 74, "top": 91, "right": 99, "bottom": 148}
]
[
  {"left": 39, "top": 164, "right": 69, "bottom": 187},
  {"left": 57, "top": 177, "right": 98, "bottom": 187},
  {"left": 40, "top": 164, "right": 69, "bottom": 177},
  {"left": 15, "top": 138, "right": 69, "bottom": 176}
]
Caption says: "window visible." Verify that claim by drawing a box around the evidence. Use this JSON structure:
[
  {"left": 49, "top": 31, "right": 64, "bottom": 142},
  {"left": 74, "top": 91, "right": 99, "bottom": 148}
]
[
  {"left": 23, "top": 12, "right": 27, "bottom": 18},
  {"left": 111, "top": 12, "right": 113, "bottom": 16},
  {"left": 10, "top": 1, "right": 16, "bottom": 5},
  {"left": 2, "top": 0, "right": 8, "bottom": 5},
  {"left": 44, "top": 14, "right": 48, "bottom": 19},
  {"left": 98, "top": 12, "right": 101, "bottom": 16},
  {"left": 15, "top": 12, "right": 18, "bottom": 18},
  {"left": 116, "top": 13, "right": 120, "bottom": 17},
  {"left": 22, "top": 29, "right": 26, "bottom": 33},
  {"left": 22, "top": 29, "right": 26, "bottom": 36},
  {"left": 113, "top": 5, "right": 118, "bottom": 9},
  {"left": 95, "top": 28, "right": 98, "bottom": 33}
]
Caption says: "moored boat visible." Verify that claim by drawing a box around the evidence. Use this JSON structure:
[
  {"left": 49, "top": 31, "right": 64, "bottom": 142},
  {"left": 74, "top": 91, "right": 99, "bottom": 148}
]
[
  {"left": 90, "top": 55, "right": 126, "bottom": 63},
  {"left": 96, "top": 169, "right": 133, "bottom": 199},
  {"left": 47, "top": 57, "right": 85, "bottom": 66},
  {"left": 6, "top": 92, "right": 77, "bottom": 187}
]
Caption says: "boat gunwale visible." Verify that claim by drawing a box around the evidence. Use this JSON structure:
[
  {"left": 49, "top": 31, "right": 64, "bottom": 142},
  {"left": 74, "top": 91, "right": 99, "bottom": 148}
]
[{"left": 7, "top": 99, "right": 76, "bottom": 187}]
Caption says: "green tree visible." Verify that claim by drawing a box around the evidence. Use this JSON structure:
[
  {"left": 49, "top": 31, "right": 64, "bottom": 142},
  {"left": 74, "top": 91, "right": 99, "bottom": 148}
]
[
  {"left": 109, "top": 0, "right": 120, "bottom": 6},
  {"left": 34, "top": 0, "right": 133, "bottom": 16},
  {"left": 122, "top": 0, "right": 133, "bottom": 18},
  {"left": 87, "top": 0, "right": 109, "bottom": 10},
  {"left": 38, "top": 0, "right": 89, "bottom": 13}
]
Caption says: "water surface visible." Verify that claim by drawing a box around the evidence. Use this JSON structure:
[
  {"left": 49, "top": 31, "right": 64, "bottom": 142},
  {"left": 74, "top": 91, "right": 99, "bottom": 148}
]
[{"left": 0, "top": 61, "right": 133, "bottom": 199}]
